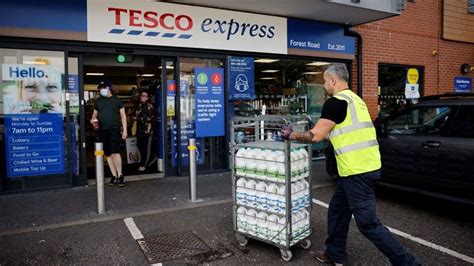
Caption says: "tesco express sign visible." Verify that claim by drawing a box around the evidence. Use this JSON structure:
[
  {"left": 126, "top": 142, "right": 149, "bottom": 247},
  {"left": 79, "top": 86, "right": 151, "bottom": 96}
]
[{"left": 87, "top": 1, "right": 287, "bottom": 54}]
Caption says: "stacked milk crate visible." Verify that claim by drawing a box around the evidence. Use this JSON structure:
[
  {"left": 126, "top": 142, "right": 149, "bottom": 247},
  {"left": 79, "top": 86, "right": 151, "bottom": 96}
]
[{"left": 234, "top": 140, "right": 311, "bottom": 245}]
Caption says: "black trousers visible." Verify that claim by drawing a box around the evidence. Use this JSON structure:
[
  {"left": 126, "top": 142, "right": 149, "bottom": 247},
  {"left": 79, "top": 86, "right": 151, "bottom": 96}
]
[{"left": 137, "top": 131, "right": 153, "bottom": 167}]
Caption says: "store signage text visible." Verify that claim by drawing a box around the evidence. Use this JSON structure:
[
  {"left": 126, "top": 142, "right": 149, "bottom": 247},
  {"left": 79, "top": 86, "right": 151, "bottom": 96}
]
[
  {"left": 108, "top": 7, "right": 193, "bottom": 31},
  {"left": 4, "top": 114, "right": 65, "bottom": 178},
  {"left": 3, "top": 66, "right": 46, "bottom": 80},
  {"left": 88, "top": 1, "right": 288, "bottom": 54},
  {"left": 200, "top": 18, "right": 275, "bottom": 40},
  {"left": 287, "top": 18, "right": 355, "bottom": 57}
]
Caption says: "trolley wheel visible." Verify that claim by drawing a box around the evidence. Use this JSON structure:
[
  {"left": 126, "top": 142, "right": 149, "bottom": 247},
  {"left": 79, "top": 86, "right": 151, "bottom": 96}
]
[
  {"left": 299, "top": 238, "right": 311, "bottom": 250},
  {"left": 236, "top": 235, "right": 249, "bottom": 247},
  {"left": 280, "top": 249, "right": 293, "bottom": 262}
]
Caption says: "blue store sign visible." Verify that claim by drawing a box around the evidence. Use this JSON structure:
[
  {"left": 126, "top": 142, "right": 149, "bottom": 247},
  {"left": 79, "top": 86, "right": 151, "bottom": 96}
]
[
  {"left": 4, "top": 114, "right": 65, "bottom": 178},
  {"left": 228, "top": 57, "right": 255, "bottom": 100},
  {"left": 454, "top": 76, "right": 472, "bottom": 92},
  {"left": 194, "top": 67, "right": 225, "bottom": 138},
  {"left": 171, "top": 120, "right": 204, "bottom": 167},
  {"left": 287, "top": 18, "right": 355, "bottom": 58}
]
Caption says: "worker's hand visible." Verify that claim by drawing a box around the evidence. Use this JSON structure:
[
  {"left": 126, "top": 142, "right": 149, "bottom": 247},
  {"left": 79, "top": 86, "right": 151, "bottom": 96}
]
[
  {"left": 280, "top": 124, "right": 293, "bottom": 140},
  {"left": 122, "top": 130, "right": 128, "bottom": 140}
]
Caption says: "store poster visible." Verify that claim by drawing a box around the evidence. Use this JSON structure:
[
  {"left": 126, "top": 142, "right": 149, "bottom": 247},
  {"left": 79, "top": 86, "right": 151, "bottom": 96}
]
[
  {"left": 194, "top": 67, "right": 225, "bottom": 137},
  {"left": 2, "top": 64, "right": 64, "bottom": 114},
  {"left": 405, "top": 68, "right": 420, "bottom": 99},
  {"left": 2, "top": 64, "right": 65, "bottom": 178},
  {"left": 68, "top": 74, "right": 80, "bottom": 114},
  {"left": 4, "top": 114, "right": 65, "bottom": 178},
  {"left": 166, "top": 80, "right": 176, "bottom": 116},
  {"left": 171, "top": 120, "right": 204, "bottom": 167},
  {"left": 228, "top": 57, "right": 255, "bottom": 100}
]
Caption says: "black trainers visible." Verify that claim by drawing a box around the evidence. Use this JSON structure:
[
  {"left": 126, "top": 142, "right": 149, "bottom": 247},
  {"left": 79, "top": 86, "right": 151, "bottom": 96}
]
[
  {"left": 314, "top": 250, "right": 343, "bottom": 265},
  {"left": 108, "top": 176, "right": 118, "bottom": 186},
  {"left": 117, "top": 175, "right": 125, "bottom": 187}
]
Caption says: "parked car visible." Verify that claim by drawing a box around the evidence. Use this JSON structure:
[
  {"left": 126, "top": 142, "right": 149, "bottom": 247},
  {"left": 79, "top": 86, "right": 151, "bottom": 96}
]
[{"left": 374, "top": 93, "right": 474, "bottom": 204}]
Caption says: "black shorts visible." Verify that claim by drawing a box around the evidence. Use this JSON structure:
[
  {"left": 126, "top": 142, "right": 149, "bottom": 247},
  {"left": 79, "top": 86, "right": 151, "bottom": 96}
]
[{"left": 99, "top": 128, "right": 121, "bottom": 156}]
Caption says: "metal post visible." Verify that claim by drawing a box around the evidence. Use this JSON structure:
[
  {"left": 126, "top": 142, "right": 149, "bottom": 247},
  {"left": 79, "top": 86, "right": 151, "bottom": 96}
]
[
  {"left": 188, "top": 138, "right": 197, "bottom": 202},
  {"left": 95, "top": 142, "right": 105, "bottom": 214}
]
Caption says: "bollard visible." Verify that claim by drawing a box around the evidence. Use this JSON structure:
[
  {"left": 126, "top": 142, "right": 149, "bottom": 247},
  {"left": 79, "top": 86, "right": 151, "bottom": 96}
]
[
  {"left": 188, "top": 138, "right": 197, "bottom": 202},
  {"left": 95, "top": 142, "right": 105, "bottom": 214}
]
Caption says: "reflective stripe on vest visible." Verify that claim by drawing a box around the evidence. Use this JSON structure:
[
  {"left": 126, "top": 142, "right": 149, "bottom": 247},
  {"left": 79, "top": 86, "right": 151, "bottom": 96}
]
[{"left": 334, "top": 139, "right": 379, "bottom": 156}]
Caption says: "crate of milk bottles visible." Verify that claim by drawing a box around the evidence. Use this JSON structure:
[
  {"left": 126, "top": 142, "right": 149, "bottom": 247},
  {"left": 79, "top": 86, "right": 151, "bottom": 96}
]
[{"left": 231, "top": 116, "right": 313, "bottom": 262}]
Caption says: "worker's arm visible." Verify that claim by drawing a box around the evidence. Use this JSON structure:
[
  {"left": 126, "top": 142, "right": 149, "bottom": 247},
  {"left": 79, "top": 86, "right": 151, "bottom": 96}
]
[
  {"left": 290, "top": 118, "right": 335, "bottom": 143},
  {"left": 120, "top": 107, "right": 127, "bottom": 139}
]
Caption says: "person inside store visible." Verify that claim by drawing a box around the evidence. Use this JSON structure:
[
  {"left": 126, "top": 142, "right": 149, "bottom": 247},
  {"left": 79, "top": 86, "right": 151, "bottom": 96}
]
[
  {"left": 132, "top": 90, "right": 157, "bottom": 171},
  {"left": 90, "top": 80, "right": 128, "bottom": 186},
  {"left": 281, "top": 64, "right": 420, "bottom": 266}
]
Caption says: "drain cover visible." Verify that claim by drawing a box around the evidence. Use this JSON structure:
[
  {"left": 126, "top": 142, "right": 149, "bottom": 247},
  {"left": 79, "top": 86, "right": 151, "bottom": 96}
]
[{"left": 137, "top": 231, "right": 211, "bottom": 263}]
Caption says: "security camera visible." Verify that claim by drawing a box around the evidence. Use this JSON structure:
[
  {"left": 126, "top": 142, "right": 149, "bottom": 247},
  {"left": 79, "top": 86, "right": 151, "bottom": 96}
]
[{"left": 461, "top": 64, "right": 473, "bottom": 74}]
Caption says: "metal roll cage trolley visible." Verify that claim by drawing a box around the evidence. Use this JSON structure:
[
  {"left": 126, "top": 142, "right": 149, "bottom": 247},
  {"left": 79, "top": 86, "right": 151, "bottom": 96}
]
[{"left": 230, "top": 115, "right": 313, "bottom": 261}]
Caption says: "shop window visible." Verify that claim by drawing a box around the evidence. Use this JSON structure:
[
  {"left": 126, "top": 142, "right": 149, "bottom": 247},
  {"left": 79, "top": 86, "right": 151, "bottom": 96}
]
[
  {"left": 378, "top": 64, "right": 424, "bottom": 117},
  {"left": 240, "top": 58, "right": 341, "bottom": 158},
  {"left": 179, "top": 57, "right": 226, "bottom": 172}
]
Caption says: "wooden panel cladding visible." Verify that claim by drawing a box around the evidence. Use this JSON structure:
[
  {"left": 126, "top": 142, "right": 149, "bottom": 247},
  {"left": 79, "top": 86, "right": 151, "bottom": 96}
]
[{"left": 443, "top": 0, "right": 474, "bottom": 43}]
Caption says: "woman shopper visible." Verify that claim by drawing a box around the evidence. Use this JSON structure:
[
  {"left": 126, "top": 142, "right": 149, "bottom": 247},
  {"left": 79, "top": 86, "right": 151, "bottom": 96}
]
[{"left": 133, "top": 90, "right": 157, "bottom": 171}]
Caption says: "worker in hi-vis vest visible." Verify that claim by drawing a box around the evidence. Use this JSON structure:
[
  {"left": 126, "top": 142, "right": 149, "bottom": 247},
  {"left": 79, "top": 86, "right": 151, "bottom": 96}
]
[{"left": 281, "top": 64, "right": 419, "bottom": 266}]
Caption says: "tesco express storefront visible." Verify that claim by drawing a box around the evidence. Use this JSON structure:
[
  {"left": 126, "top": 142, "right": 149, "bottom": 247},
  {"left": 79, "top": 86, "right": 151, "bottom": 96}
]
[{"left": 0, "top": 0, "right": 355, "bottom": 193}]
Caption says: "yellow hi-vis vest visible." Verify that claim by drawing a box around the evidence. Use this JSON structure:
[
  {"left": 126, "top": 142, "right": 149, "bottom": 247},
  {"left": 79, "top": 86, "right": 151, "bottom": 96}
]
[{"left": 329, "top": 90, "right": 381, "bottom": 177}]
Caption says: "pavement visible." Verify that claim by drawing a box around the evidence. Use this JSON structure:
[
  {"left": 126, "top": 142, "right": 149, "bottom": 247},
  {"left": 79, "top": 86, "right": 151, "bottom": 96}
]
[{"left": 1, "top": 160, "right": 474, "bottom": 265}]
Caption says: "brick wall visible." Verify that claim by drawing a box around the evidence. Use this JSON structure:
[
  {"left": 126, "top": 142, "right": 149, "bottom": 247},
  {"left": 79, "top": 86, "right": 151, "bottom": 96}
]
[{"left": 352, "top": 0, "right": 474, "bottom": 118}]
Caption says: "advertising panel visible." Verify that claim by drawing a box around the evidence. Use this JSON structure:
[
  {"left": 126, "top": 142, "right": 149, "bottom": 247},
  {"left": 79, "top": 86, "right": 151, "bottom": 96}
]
[
  {"left": 228, "top": 57, "right": 255, "bottom": 100},
  {"left": 194, "top": 67, "right": 225, "bottom": 138}
]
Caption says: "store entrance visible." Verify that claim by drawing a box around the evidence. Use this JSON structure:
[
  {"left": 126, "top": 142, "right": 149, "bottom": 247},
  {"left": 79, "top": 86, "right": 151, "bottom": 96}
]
[{"left": 83, "top": 54, "right": 164, "bottom": 179}]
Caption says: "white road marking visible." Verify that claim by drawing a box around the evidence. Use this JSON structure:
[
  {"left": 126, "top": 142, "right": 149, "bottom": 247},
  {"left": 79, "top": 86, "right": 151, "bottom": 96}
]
[
  {"left": 124, "top": 217, "right": 163, "bottom": 266},
  {"left": 123, "top": 217, "right": 144, "bottom": 240},
  {"left": 312, "top": 198, "right": 474, "bottom": 264}
]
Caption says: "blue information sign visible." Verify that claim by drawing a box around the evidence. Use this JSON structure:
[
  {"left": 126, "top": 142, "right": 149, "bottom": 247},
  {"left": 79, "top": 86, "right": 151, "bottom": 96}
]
[
  {"left": 194, "top": 67, "right": 225, "bottom": 138},
  {"left": 229, "top": 57, "right": 255, "bottom": 100},
  {"left": 171, "top": 120, "right": 204, "bottom": 167},
  {"left": 68, "top": 75, "right": 79, "bottom": 93},
  {"left": 5, "top": 114, "right": 65, "bottom": 178},
  {"left": 287, "top": 18, "right": 355, "bottom": 56},
  {"left": 454, "top": 76, "right": 472, "bottom": 92}
]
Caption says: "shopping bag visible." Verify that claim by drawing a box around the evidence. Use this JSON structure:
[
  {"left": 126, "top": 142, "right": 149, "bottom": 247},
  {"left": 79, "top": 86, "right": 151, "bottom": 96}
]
[{"left": 125, "top": 137, "right": 141, "bottom": 164}]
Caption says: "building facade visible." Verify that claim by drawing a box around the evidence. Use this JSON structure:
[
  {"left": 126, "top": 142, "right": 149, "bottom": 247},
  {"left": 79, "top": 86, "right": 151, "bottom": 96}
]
[{"left": 353, "top": 0, "right": 474, "bottom": 118}]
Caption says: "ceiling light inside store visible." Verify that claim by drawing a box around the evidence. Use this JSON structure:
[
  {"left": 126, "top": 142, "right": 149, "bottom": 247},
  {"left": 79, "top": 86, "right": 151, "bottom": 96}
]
[
  {"left": 261, "top": 70, "right": 280, "bottom": 73},
  {"left": 86, "top": 73, "right": 104, "bottom": 76},
  {"left": 158, "top": 66, "right": 174, "bottom": 69},
  {"left": 254, "top": 59, "right": 280, "bottom": 63},
  {"left": 260, "top": 77, "right": 277, "bottom": 80},
  {"left": 140, "top": 74, "right": 155, "bottom": 77},
  {"left": 23, "top": 61, "right": 47, "bottom": 65},
  {"left": 306, "top": 62, "right": 331, "bottom": 66},
  {"left": 302, "top": 72, "right": 322, "bottom": 75}
]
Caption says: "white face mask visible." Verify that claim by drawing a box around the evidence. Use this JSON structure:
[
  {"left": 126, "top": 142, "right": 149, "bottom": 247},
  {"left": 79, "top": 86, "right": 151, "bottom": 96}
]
[{"left": 99, "top": 88, "right": 109, "bottom": 97}]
